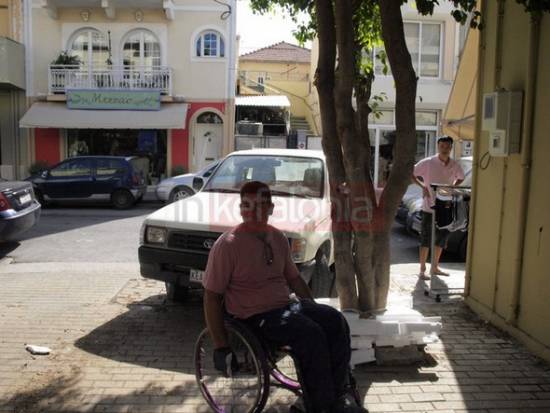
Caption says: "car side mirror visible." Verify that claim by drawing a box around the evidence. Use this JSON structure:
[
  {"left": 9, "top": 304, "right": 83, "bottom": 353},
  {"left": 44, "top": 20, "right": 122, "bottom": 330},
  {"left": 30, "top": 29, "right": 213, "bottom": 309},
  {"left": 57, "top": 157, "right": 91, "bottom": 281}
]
[
  {"left": 192, "top": 177, "right": 204, "bottom": 191},
  {"left": 40, "top": 170, "right": 49, "bottom": 179}
]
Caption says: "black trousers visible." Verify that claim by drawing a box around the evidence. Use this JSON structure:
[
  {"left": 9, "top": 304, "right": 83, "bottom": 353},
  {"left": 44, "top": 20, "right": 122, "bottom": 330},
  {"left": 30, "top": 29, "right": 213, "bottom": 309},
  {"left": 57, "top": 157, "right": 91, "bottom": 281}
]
[
  {"left": 245, "top": 300, "right": 351, "bottom": 412},
  {"left": 420, "top": 211, "right": 450, "bottom": 248}
]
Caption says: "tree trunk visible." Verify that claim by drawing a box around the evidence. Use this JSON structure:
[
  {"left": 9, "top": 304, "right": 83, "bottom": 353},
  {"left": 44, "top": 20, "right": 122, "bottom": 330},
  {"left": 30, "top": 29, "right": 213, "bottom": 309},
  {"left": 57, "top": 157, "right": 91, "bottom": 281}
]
[
  {"left": 314, "top": 0, "right": 357, "bottom": 309},
  {"left": 341, "top": 0, "right": 417, "bottom": 313},
  {"left": 313, "top": 0, "right": 418, "bottom": 315},
  {"left": 334, "top": 0, "right": 382, "bottom": 315},
  {"left": 378, "top": 1, "right": 418, "bottom": 227}
]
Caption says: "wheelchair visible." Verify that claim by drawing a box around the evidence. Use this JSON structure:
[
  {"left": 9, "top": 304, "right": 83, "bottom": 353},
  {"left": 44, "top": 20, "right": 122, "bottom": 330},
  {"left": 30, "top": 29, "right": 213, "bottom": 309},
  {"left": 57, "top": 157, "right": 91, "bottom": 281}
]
[{"left": 194, "top": 317, "right": 361, "bottom": 413}]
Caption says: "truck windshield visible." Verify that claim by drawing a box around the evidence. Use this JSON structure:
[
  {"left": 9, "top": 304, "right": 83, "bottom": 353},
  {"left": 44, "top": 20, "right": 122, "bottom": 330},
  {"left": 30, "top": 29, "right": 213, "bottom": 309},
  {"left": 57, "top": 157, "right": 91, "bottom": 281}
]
[{"left": 204, "top": 155, "right": 324, "bottom": 198}]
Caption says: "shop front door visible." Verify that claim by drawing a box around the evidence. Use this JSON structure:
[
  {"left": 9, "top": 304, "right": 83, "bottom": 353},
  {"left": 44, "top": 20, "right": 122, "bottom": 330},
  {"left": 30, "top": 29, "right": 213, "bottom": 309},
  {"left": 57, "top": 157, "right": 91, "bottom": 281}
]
[{"left": 194, "top": 123, "right": 222, "bottom": 171}]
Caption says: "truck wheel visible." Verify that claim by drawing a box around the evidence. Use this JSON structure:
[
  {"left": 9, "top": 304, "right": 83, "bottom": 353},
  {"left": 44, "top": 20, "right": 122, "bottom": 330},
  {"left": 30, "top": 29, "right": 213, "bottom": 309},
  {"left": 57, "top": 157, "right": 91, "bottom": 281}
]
[
  {"left": 169, "top": 186, "right": 194, "bottom": 203},
  {"left": 165, "top": 281, "right": 189, "bottom": 303},
  {"left": 310, "top": 249, "right": 333, "bottom": 298},
  {"left": 111, "top": 189, "right": 135, "bottom": 209}
]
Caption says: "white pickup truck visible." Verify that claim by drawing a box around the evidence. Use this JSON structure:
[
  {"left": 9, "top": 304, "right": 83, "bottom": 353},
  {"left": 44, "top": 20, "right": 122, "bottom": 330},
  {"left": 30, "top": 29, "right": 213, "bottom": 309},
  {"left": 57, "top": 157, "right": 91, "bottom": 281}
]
[{"left": 139, "top": 148, "right": 335, "bottom": 301}]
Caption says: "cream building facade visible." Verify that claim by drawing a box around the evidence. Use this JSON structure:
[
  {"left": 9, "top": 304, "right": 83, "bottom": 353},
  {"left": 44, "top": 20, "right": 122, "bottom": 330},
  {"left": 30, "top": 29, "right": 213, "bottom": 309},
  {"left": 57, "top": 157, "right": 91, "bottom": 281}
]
[
  {"left": 0, "top": 0, "right": 28, "bottom": 179},
  {"left": 20, "top": 0, "right": 237, "bottom": 178}
]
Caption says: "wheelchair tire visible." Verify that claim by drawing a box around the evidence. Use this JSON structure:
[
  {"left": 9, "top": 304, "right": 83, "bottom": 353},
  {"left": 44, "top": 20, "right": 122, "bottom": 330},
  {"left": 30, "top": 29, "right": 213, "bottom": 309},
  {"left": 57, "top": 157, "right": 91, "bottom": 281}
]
[{"left": 194, "top": 320, "right": 270, "bottom": 413}]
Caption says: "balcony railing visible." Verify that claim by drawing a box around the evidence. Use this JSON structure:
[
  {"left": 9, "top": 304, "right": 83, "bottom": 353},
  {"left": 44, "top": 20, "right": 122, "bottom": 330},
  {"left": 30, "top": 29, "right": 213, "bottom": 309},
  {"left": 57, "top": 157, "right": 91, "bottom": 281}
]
[
  {"left": 48, "top": 65, "right": 173, "bottom": 95},
  {"left": 238, "top": 70, "right": 310, "bottom": 84}
]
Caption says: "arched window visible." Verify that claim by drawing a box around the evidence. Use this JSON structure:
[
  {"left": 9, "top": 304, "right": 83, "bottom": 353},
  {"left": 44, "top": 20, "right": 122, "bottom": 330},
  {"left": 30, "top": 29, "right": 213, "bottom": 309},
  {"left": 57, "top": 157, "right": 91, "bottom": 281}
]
[
  {"left": 122, "top": 29, "right": 161, "bottom": 67},
  {"left": 197, "top": 112, "right": 223, "bottom": 124},
  {"left": 196, "top": 31, "right": 225, "bottom": 58},
  {"left": 69, "top": 28, "right": 109, "bottom": 67}
]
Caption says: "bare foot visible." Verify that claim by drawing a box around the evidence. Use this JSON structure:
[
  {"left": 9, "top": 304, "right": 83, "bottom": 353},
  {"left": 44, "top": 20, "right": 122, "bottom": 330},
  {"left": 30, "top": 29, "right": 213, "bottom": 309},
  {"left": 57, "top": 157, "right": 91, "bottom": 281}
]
[
  {"left": 419, "top": 269, "right": 430, "bottom": 280},
  {"left": 431, "top": 268, "right": 450, "bottom": 276}
]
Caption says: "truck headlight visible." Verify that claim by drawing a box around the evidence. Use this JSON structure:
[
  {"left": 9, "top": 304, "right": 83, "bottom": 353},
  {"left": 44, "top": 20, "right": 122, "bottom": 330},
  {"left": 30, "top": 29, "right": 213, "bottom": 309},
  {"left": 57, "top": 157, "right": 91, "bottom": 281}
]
[
  {"left": 290, "top": 238, "right": 307, "bottom": 262},
  {"left": 146, "top": 226, "right": 167, "bottom": 244}
]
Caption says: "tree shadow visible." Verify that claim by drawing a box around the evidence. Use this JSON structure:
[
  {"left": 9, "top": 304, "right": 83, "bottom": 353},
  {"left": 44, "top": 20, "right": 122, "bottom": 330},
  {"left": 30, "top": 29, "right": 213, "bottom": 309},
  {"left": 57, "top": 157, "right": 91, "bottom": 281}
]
[
  {"left": 73, "top": 289, "right": 446, "bottom": 413},
  {"left": 0, "top": 366, "right": 209, "bottom": 413},
  {"left": 75, "top": 292, "right": 205, "bottom": 376}
]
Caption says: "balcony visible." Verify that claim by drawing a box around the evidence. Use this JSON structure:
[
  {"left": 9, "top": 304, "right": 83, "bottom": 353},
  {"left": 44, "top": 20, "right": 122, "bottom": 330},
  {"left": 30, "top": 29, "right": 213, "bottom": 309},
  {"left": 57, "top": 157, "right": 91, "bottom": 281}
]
[
  {"left": 0, "top": 37, "right": 25, "bottom": 90},
  {"left": 41, "top": 0, "right": 175, "bottom": 20},
  {"left": 48, "top": 65, "right": 173, "bottom": 96}
]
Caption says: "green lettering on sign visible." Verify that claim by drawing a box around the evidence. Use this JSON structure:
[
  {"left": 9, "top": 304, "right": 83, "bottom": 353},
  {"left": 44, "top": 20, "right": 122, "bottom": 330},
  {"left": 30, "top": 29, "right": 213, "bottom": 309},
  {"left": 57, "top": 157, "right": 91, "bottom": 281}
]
[{"left": 67, "top": 89, "right": 161, "bottom": 111}]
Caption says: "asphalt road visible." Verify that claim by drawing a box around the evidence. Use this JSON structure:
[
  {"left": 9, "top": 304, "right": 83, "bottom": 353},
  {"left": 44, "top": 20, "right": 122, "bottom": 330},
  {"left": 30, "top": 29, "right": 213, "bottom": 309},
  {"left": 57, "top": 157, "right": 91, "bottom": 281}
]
[
  {"left": 0, "top": 202, "right": 165, "bottom": 263},
  {"left": 0, "top": 200, "right": 425, "bottom": 265}
]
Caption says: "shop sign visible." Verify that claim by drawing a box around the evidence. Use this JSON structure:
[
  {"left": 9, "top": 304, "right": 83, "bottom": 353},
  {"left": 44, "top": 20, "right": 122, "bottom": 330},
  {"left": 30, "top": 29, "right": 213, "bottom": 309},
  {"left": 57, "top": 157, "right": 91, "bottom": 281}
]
[{"left": 67, "top": 89, "right": 161, "bottom": 111}]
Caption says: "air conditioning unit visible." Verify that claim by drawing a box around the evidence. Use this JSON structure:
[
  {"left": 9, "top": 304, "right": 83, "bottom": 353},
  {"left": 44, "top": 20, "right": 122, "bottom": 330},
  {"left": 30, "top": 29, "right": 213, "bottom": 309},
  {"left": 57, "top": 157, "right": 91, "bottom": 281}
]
[{"left": 236, "top": 121, "right": 264, "bottom": 136}]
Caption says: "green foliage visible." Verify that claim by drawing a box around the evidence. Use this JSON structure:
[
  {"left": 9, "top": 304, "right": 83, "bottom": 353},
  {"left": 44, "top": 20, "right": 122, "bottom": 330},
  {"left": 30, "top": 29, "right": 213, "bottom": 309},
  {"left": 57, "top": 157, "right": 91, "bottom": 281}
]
[
  {"left": 51, "top": 51, "right": 81, "bottom": 66},
  {"left": 370, "top": 92, "right": 388, "bottom": 119},
  {"left": 249, "top": 0, "right": 316, "bottom": 43},
  {"left": 28, "top": 161, "right": 50, "bottom": 176}
]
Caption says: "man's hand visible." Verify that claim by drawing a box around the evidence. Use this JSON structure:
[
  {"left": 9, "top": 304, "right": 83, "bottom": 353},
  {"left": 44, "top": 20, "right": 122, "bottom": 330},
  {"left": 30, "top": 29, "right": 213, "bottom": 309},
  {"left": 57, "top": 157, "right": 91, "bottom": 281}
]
[{"left": 213, "top": 347, "right": 239, "bottom": 377}]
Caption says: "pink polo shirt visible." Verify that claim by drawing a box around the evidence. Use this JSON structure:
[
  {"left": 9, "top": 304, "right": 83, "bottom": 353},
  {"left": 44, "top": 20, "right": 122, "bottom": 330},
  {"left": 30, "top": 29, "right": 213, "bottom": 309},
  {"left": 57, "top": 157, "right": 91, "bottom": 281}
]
[
  {"left": 202, "top": 223, "right": 300, "bottom": 319},
  {"left": 414, "top": 155, "right": 465, "bottom": 212}
]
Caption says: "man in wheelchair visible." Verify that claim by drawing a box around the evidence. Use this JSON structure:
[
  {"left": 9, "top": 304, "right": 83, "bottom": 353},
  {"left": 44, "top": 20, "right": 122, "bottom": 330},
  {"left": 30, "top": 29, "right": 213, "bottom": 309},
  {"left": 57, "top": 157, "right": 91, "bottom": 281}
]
[{"left": 202, "top": 181, "right": 368, "bottom": 413}]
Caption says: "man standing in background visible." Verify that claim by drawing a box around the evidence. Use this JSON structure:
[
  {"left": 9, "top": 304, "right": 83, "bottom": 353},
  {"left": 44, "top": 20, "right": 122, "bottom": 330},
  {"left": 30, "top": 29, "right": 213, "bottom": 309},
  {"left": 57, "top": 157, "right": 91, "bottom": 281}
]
[{"left": 412, "top": 136, "right": 465, "bottom": 280}]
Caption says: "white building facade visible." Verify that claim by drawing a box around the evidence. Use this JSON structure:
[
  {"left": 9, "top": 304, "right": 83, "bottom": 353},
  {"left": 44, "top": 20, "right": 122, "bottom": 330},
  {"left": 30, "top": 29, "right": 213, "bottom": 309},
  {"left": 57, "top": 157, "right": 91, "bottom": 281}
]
[{"left": 308, "top": 3, "right": 466, "bottom": 187}]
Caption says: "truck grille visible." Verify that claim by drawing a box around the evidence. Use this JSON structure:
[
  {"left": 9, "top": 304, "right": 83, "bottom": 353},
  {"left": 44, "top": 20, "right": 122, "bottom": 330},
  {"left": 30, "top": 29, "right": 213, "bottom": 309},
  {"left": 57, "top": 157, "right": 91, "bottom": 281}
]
[{"left": 167, "top": 231, "right": 222, "bottom": 253}]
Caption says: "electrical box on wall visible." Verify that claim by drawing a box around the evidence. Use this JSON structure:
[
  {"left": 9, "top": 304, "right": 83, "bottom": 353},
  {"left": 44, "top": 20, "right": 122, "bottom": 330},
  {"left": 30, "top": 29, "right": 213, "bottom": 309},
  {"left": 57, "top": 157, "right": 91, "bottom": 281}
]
[{"left": 481, "top": 91, "right": 523, "bottom": 157}]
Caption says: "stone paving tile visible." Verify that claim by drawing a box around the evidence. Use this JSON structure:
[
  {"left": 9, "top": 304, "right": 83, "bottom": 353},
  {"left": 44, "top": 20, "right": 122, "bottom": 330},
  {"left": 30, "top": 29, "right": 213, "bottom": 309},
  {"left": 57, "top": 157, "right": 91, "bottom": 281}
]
[{"left": 1, "top": 266, "right": 550, "bottom": 412}]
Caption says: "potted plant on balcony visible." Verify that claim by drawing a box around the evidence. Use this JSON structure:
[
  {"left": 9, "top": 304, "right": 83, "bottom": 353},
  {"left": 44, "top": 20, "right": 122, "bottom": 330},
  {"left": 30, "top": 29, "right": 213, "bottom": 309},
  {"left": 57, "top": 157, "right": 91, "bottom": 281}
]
[
  {"left": 51, "top": 51, "right": 81, "bottom": 94},
  {"left": 52, "top": 51, "right": 81, "bottom": 66}
]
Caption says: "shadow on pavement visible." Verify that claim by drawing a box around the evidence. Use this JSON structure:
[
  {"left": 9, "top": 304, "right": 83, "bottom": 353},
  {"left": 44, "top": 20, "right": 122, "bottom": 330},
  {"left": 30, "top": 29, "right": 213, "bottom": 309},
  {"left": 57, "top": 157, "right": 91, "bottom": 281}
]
[
  {"left": 0, "top": 365, "right": 214, "bottom": 413},
  {"left": 0, "top": 241, "right": 19, "bottom": 259},
  {"left": 75, "top": 292, "right": 205, "bottom": 376},
  {"left": 73, "top": 289, "right": 446, "bottom": 412}
]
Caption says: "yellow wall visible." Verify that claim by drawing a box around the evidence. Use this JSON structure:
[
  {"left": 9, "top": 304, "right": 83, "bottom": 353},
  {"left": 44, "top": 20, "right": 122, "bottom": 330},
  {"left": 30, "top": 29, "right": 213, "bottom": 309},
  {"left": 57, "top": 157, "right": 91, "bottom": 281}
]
[
  {"left": 466, "top": 1, "right": 550, "bottom": 360},
  {"left": 238, "top": 60, "right": 316, "bottom": 130},
  {"left": 0, "top": 1, "right": 9, "bottom": 38},
  {"left": 0, "top": 0, "right": 22, "bottom": 41}
]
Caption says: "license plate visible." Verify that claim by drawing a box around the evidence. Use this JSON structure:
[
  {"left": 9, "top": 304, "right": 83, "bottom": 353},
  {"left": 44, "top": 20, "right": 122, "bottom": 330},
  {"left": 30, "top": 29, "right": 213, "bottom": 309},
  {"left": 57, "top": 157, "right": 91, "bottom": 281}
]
[
  {"left": 19, "top": 194, "right": 31, "bottom": 204},
  {"left": 189, "top": 269, "right": 204, "bottom": 283}
]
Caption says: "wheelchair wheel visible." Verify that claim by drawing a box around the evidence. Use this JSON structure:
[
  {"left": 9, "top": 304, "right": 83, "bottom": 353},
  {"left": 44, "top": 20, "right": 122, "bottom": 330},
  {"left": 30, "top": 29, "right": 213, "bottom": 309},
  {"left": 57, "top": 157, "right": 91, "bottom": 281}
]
[
  {"left": 268, "top": 351, "right": 301, "bottom": 391},
  {"left": 195, "top": 321, "right": 270, "bottom": 413}
]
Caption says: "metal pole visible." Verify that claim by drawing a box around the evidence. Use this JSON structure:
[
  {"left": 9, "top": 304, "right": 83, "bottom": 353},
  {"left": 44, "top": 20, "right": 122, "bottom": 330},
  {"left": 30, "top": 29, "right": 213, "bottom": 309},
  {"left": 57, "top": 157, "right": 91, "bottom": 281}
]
[
  {"left": 374, "top": 129, "right": 380, "bottom": 188},
  {"left": 429, "top": 184, "right": 437, "bottom": 293}
]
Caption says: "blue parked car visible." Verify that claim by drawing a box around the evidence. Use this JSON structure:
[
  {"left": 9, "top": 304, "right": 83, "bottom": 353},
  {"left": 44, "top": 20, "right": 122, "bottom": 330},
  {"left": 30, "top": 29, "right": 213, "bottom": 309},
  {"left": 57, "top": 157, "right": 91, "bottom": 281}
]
[{"left": 28, "top": 156, "right": 146, "bottom": 209}]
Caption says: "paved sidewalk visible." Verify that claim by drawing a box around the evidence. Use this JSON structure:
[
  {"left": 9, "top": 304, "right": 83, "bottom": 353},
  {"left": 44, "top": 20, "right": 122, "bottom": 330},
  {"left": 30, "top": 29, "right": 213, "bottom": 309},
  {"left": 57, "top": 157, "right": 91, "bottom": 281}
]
[{"left": 0, "top": 262, "right": 549, "bottom": 413}]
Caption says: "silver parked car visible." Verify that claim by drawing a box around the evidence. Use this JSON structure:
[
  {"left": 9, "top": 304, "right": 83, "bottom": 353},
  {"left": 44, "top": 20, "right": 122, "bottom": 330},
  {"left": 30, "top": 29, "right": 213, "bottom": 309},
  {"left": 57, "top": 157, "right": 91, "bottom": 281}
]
[
  {"left": 0, "top": 179, "right": 41, "bottom": 241},
  {"left": 155, "top": 161, "right": 220, "bottom": 203}
]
